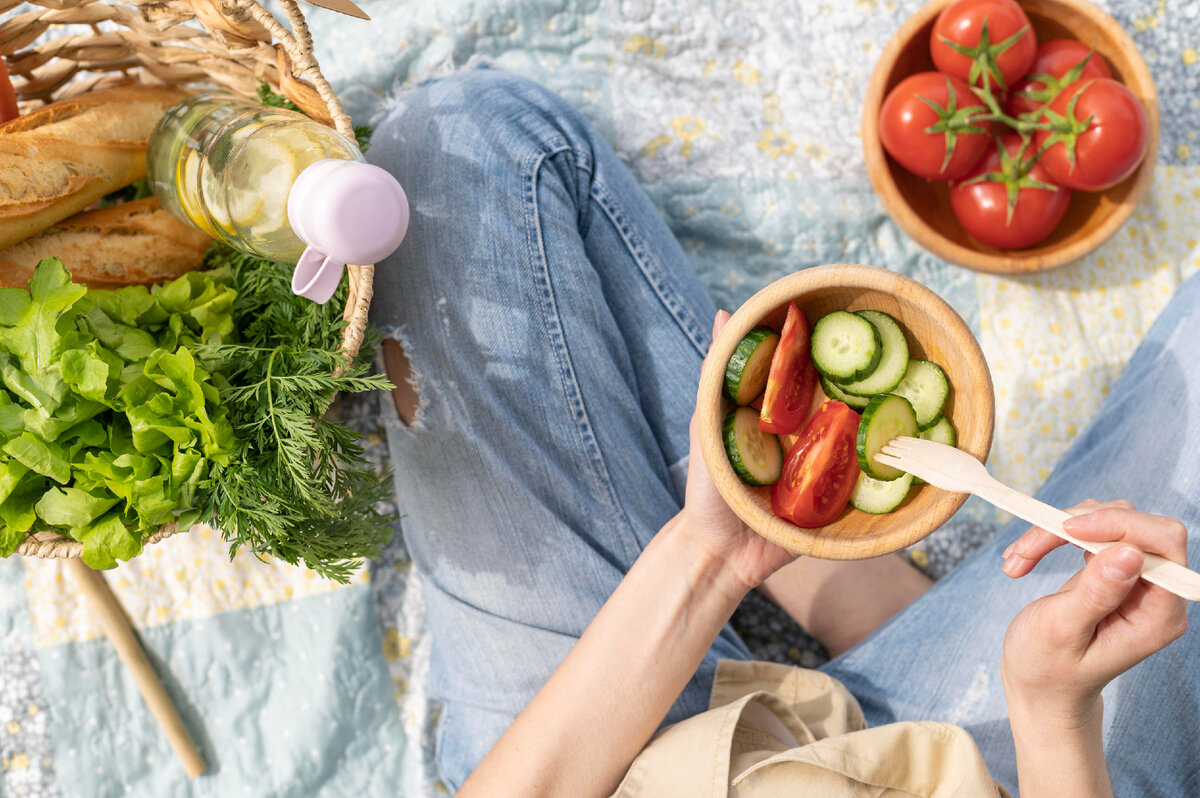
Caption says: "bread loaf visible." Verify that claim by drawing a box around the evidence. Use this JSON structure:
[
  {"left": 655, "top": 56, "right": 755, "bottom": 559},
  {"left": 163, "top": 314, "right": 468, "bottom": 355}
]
[
  {"left": 0, "top": 84, "right": 189, "bottom": 249},
  {"left": 0, "top": 197, "right": 211, "bottom": 288}
]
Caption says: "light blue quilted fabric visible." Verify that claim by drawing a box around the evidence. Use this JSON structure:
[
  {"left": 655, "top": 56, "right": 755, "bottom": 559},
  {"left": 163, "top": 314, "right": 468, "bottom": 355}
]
[{"left": 3, "top": 1, "right": 1199, "bottom": 796}]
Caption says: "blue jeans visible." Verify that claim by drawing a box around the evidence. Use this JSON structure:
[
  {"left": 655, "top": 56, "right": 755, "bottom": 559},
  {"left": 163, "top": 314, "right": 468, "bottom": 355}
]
[{"left": 368, "top": 67, "right": 1200, "bottom": 795}]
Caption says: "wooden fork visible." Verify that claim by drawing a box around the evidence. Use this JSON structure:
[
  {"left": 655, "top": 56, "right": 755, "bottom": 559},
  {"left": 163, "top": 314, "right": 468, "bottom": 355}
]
[{"left": 876, "top": 437, "right": 1200, "bottom": 601}]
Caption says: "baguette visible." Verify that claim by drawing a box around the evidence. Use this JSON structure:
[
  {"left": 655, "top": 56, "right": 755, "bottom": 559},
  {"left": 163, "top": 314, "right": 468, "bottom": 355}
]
[
  {"left": 0, "top": 197, "right": 211, "bottom": 288},
  {"left": 0, "top": 84, "right": 189, "bottom": 249}
]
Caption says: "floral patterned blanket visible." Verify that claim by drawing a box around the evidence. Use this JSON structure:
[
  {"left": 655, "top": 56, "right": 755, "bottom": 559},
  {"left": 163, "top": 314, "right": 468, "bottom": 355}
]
[{"left": 2, "top": 0, "right": 1197, "bottom": 794}]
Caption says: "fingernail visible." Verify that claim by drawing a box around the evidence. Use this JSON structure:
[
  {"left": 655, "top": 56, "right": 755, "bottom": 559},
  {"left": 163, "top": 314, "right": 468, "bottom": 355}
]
[
  {"left": 1102, "top": 545, "right": 1142, "bottom": 582},
  {"left": 1002, "top": 555, "right": 1020, "bottom": 576},
  {"left": 1001, "top": 542, "right": 1015, "bottom": 560},
  {"left": 1063, "top": 513, "right": 1094, "bottom": 530},
  {"left": 712, "top": 311, "right": 727, "bottom": 338}
]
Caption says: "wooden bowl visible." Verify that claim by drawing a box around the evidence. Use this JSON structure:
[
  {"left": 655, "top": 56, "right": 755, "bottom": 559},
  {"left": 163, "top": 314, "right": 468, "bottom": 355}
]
[
  {"left": 862, "top": 0, "right": 1160, "bottom": 274},
  {"left": 696, "top": 264, "right": 994, "bottom": 559}
]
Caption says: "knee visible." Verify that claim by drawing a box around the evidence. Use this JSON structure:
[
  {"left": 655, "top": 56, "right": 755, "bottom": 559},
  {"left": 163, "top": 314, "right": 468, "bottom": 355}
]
[{"left": 367, "top": 67, "right": 595, "bottom": 186}]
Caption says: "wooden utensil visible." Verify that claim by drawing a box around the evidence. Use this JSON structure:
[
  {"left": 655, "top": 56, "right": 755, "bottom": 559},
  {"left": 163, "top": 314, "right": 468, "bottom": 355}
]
[
  {"left": 696, "top": 263, "right": 994, "bottom": 560},
  {"left": 861, "top": 0, "right": 1160, "bottom": 274},
  {"left": 65, "top": 558, "right": 207, "bottom": 777},
  {"left": 876, "top": 437, "right": 1200, "bottom": 600}
]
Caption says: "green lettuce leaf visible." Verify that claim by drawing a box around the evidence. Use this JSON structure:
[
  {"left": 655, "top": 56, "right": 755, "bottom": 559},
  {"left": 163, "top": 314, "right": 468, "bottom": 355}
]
[
  {"left": 0, "top": 402, "right": 22, "bottom": 439},
  {"left": 0, "top": 475, "right": 46, "bottom": 537},
  {"left": 0, "top": 259, "right": 87, "bottom": 373},
  {"left": 0, "top": 460, "right": 30, "bottom": 504},
  {"left": 164, "top": 270, "right": 237, "bottom": 348},
  {"left": 60, "top": 419, "right": 107, "bottom": 458},
  {"left": 0, "top": 352, "right": 67, "bottom": 414},
  {"left": 0, "top": 288, "right": 30, "bottom": 327},
  {"left": 0, "top": 258, "right": 242, "bottom": 569},
  {"left": 60, "top": 348, "right": 112, "bottom": 403},
  {"left": 79, "top": 512, "right": 142, "bottom": 570},
  {"left": 3, "top": 432, "right": 70, "bottom": 484},
  {"left": 20, "top": 397, "right": 105, "bottom": 443},
  {"left": 80, "top": 285, "right": 158, "bottom": 327},
  {"left": 76, "top": 450, "right": 155, "bottom": 508},
  {"left": 0, "top": 524, "right": 25, "bottom": 557},
  {"left": 170, "top": 450, "right": 207, "bottom": 508},
  {"left": 126, "top": 407, "right": 196, "bottom": 453},
  {"left": 35, "top": 486, "right": 118, "bottom": 530},
  {"left": 79, "top": 306, "right": 157, "bottom": 363}
]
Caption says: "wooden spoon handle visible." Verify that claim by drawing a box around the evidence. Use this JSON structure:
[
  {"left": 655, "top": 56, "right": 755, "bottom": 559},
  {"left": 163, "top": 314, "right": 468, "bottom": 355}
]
[{"left": 65, "top": 558, "right": 206, "bottom": 778}]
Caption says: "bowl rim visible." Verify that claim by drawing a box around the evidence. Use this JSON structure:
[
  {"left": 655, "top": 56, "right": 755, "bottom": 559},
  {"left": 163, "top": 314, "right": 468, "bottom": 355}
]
[
  {"left": 696, "top": 263, "right": 995, "bottom": 559},
  {"left": 861, "top": 0, "right": 1161, "bottom": 275}
]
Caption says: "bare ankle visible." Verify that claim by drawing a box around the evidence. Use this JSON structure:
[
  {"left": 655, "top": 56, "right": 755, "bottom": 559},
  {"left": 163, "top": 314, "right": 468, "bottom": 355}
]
[{"left": 759, "top": 553, "right": 932, "bottom": 657}]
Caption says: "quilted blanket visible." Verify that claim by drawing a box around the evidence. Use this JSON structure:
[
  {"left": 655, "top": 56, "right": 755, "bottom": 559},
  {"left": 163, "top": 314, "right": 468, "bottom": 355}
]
[{"left": 3, "top": 0, "right": 1198, "bottom": 795}]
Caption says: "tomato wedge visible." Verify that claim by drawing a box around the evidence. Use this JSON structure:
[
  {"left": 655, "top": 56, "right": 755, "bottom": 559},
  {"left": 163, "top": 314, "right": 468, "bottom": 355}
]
[
  {"left": 0, "top": 61, "right": 17, "bottom": 123},
  {"left": 770, "top": 401, "right": 861, "bottom": 528},
  {"left": 758, "top": 302, "right": 790, "bottom": 333},
  {"left": 758, "top": 301, "right": 818, "bottom": 435}
]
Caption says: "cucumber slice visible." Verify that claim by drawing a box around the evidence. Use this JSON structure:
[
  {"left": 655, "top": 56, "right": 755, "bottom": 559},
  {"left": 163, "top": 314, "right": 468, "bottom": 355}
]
[
  {"left": 838, "top": 310, "right": 909, "bottom": 397},
  {"left": 810, "top": 311, "right": 882, "bottom": 383},
  {"left": 820, "top": 376, "right": 869, "bottom": 410},
  {"left": 724, "top": 327, "right": 780, "bottom": 405},
  {"left": 913, "top": 417, "right": 956, "bottom": 485},
  {"left": 892, "top": 360, "right": 950, "bottom": 430},
  {"left": 722, "top": 406, "right": 783, "bottom": 486},
  {"left": 851, "top": 470, "right": 914, "bottom": 514},
  {"left": 856, "top": 394, "right": 918, "bottom": 481},
  {"left": 920, "top": 416, "right": 956, "bottom": 446}
]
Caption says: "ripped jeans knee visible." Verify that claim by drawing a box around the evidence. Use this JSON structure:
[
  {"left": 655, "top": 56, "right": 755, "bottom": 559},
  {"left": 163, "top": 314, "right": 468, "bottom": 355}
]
[{"left": 379, "top": 327, "right": 424, "bottom": 428}]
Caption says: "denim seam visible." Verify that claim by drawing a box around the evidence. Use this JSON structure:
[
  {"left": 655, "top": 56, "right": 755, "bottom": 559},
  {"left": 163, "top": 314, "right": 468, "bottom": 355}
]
[
  {"left": 589, "top": 179, "right": 709, "bottom": 358},
  {"left": 523, "top": 144, "right": 643, "bottom": 566}
]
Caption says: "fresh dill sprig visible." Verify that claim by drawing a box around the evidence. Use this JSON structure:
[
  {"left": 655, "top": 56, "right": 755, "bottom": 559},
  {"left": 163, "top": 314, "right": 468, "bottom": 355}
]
[
  {"left": 197, "top": 246, "right": 394, "bottom": 582},
  {"left": 257, "top": 81, "right": 372, "bottom": 153}
]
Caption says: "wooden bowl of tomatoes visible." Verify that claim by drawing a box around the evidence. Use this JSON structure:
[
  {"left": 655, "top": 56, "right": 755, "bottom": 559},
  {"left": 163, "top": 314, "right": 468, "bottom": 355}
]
[
  {"left": 863, "top": 0, "right": 1160, "bottom": 274},
  {"left": 696, "top": 263, "right": 994, "bottom": 559}
]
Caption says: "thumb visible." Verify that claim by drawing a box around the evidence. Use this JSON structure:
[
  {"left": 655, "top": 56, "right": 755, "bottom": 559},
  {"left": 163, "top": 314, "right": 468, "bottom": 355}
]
[{"left": 1057, "top": 544, "right": 1143, "bottom": 646}]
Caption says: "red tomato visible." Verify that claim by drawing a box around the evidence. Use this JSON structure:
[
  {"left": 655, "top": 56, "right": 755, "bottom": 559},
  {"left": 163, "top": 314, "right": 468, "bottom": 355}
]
[
  {"left": 879, "top": 72, "right": 992, "bottom": 181},
  {"left": 1033, "top": 78, "right": 1149, "bottom": 192},
  {"left": 950, "top": 133, "right": 1071, "bottom": 249},
  {"left": 770, "top": 401, "right": 860, "bottom": 528},
  {"left": 759, "top": 301, "right": 818, "bottom": 435},
  {"left": 1005, "top": 39, "right": 1112, "bottom": 118},
  {"left": 0, "top": 61, "right": 17, "bottom": 123},
  {"left": 931, "top": 0, "right": 1037, "bottom": 90}
]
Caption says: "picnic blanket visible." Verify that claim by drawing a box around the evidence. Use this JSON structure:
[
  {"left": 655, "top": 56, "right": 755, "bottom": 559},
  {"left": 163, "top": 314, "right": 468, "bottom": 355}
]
[{"left": 3, "top": 0, "right": 1198, "bottom": 795}]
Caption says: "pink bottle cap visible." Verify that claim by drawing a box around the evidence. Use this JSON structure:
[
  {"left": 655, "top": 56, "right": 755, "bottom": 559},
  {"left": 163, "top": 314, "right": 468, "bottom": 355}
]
[{"left": 287, "top": 159, "right": 410, "bottom": 304}]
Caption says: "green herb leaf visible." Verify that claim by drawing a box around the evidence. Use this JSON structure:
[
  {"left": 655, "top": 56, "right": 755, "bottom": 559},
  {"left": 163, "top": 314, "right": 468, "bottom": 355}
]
[
  {"left": 257, "top": 81, "right": 373, "bottom": 154},
  {"left": 257, "top": 82, "right": 302, "bottom": 113},
  {"left": 196, "top": 246, "right": 394, "bottom": 582}
]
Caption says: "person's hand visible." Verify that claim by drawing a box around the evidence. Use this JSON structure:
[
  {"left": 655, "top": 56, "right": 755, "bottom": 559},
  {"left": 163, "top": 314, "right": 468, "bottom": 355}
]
[
  {"left": 1000, "top": 499, "right": 1189, "bottom": 729},
  {"left": 679, "top": 310, "right": 799, "bottom": 592}
]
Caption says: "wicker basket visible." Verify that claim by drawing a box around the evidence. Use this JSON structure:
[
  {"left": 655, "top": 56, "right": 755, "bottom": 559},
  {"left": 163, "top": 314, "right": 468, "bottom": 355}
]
[{"left": 1, "top": 0, "right": 375, "bottom": 560}]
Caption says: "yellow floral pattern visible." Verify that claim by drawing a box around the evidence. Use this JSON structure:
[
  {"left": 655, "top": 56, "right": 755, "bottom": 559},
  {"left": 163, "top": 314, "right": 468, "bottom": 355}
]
[
  {"left": 979, "top": 165, "right": 1200, "bottom": 497},
  {"left": 22, "top": 525, "right": 366, "bottom": 648},
  {"left": 757, "top": 128, "right": 797, "bottom": 159}
]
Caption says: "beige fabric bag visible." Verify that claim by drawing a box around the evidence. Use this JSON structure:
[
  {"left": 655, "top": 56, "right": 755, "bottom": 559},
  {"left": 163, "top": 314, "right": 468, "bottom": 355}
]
[{"left": 613, "top": 660, "right": 1011, "bottom": 798}]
